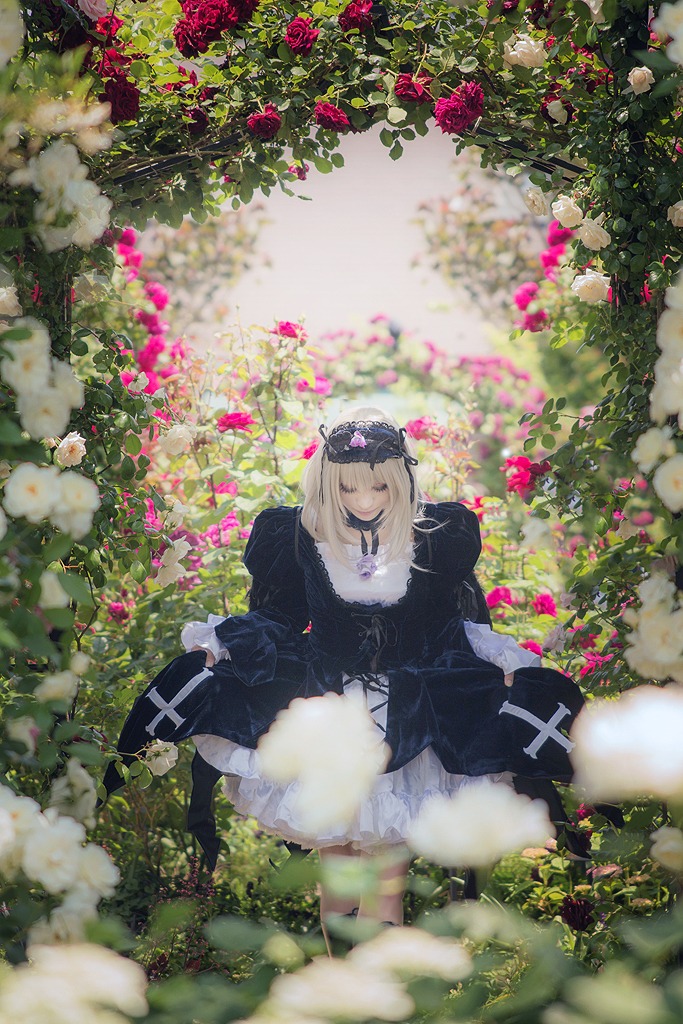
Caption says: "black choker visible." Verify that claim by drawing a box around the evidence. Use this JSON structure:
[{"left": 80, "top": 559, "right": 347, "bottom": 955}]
[{"left": 345, "top": 511, "right": 383, "bottom": 579}]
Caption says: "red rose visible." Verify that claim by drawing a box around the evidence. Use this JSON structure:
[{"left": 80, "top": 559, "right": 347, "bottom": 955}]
[
  {"left": 434, "top": 81, "right": 484, "bottom": 134},
  {"left": 95, "top": 13, "right": 124, "bottom": 36},
  {"left": 394, "top": 72, "right": 432, "bottom": 103},
  {"left": 232, "top": 0, "right": 260, "bottom": 22},
  {"left": 314, "top": 101, "right": 351, "bottom": 132},
  {"left": 193, "top": 0, "right": 239, "bottom": 42},
  {"left": 173, "top": 17, "right": 208, "bottom": 57},
  {"left": 246, "top": 103, "right": 281, "bottom": 139},
  {"left": 217, "top": 412, "right": 257, "bottom": 433},
  {"left": 99, "top": 46, "right": 133, "bottom": 77},
  {"left": 338, "top": 0, "right": 373, "bottom": 31},
  {"left": 284, "top": 16, "right": 320, "bottom": 55},
  {"left": 288, "top": 162, "right": 309, "bottom": 180},
  {"left": 101, "top": 73, "right": 140, "bottom": 124},
  {"left": 187, "top": 106, "right": 210, "bottom": 134}
]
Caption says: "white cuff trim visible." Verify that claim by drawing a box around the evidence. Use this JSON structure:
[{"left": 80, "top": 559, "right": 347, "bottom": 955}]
[
  {"left": 464, "top": 621, "right": 541, "bottom": 672},
  {"left": 180, "top": 614, "right": 230, "bottom": 662}
]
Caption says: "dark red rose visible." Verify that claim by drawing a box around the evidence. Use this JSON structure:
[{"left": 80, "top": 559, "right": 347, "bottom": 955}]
[
  {"left": 560, "top": 896, "right": 594, "bottom": 932},
  {"left": 101, "top": 72, "right": 140, "bottom": 123},
  {"left": 58, "top": 23, "right": 94, "bottom": 56},
  {"left": 434, "top": 81, "right": 484, "bottom": 134},
  {"left": 394, "top": 72, "right": 432, "bottom": 103},
  {"left": 95, "top": 13, "right": 124, "bottom": 37},
  {"left": 174, "top": 17, "right": 208, "bottom": 57},
  {"left": 187, "top": 106, "right": 210, "bottom": 134},
  {"left": 193, "top": 0, "right": 239, "bottom": 42},
  {"left": 232, "top": 0, "right": 260, "bottom": 22},
  {"left": 246, "top": 103, "right": 281, "bottom": 139},
  {"left": 99, "top": 46, "right": 133, "bottom": 76},
  {"left": 314, "top": 101, "right": 351, "bottom": 131},
  {"left": 527, "top": 0, "right": 564, "bottom": 26},
  {"left": 338, "top": 0, "right": 373, "bottom": 32},
  {"left": 284, "top": 16, "right": 319, "bottom": 55},
  {"left": 487, "top": 0, "right": 520, "bottom": 9}
]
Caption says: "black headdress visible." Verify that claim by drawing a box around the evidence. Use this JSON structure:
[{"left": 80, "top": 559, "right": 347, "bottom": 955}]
[{"left": 318, "top": 420, "right": 419, "bottom": 502}]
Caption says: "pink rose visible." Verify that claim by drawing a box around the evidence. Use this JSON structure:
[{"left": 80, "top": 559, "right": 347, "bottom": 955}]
[
  {"left": 513, "top": 281, "right": 539, "bottom": 311},
  {"left": 520, "top": 640, "right": 543, "bottom": 656},
  {"left": 405, "top": 416, "right": 440, "bottom": 440},
  {"left": 532, "top": 593, "right": 557, "bottom": 617},
  {"left": 486, "top": 586, "right": 513, "bottom": 609},
  {"left": 546, "top": 220, "right": 573, "bottom": 245},
  {"left": 301, "top": 440, "right": 319, "bottom": 460},
  {"left": 216, "top": 411, "right": 257, "bottom": 433},
  {"left": 273, "top": 320, "right": 306, "bottom": 337}
]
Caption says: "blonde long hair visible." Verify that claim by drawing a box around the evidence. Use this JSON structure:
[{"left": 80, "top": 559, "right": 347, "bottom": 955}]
[{"left": 301, "top": 406, "right": 420, "bottom": 565}]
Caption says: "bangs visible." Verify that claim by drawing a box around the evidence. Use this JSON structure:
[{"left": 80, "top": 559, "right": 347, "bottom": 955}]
[{"left": 338, "top": 462, "right": 394, "bottom": 490}]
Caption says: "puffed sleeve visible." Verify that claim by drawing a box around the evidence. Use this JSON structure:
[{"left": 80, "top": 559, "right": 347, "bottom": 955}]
[
  {"left": 423, "top": 501, "right": 482, "bottom": 583},
  {"left": 212, "top": 506, "right": 310, "bottom": 685},
  {"left": 463, "top": 621, "right": 542, "bottom": 671}
]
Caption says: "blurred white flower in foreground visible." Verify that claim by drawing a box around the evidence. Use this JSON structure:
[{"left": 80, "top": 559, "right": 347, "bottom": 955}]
[
  {"left": 407, "top": 781, "right": 553, "bottom": 868},
  {"left": 0, "top": 0, "right": 24, "bottom": 70},
  {"left": 0, "top": 943, "right": 147, "bottom": 1024},
  {"left": 267, "top": 957, "right": 413, "bottom": 1022},
  {"left": 571, "top": 685, "right": 683, "bottom": 800},
  {"left": 632, "top": 425, "right": 676, "bottom": 474},
  {"left": 49, "top": 759, "right": 97, "bottom": 829},
  {"left": 523, "top": 186, "right": 549, "bottom": 217},
  {"left": 349, "top": 925, "right": 472, "bottom": 981},
  {"left": 257, "top": 692, "right": 389, "bottom": 832},
  {"left": 622, "top": 574, "right": 683, "bottom": 682},
  {"left": 650, "top": 825, "right": 683, "bottom": 873}
]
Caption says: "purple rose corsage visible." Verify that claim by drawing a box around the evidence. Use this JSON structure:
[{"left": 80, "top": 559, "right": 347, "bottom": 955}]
[{"left": 356, "top": 553, "right": 378, "bottom": 580}]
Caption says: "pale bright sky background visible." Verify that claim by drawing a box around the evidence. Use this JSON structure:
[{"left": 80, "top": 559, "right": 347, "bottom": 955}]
[{"left": 216, "top": 126, "right": 494, "bottom": 356}]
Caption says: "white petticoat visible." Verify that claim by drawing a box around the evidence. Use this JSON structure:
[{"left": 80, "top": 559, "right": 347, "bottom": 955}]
[{"left": 194, "top": 675, "right": 512, "bottom": 852}]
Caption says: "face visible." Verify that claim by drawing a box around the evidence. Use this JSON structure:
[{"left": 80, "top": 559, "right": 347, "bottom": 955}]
[{"left": 339, "top": 478, "right": 391, "bottom": 521}]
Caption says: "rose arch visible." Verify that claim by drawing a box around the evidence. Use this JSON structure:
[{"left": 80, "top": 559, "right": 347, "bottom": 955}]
[{"left": 2, "top": 0, "right": 683, "bottom": 1012}]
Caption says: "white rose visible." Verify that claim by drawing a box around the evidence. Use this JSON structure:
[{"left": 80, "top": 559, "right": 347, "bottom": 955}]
[
  {"left": 22, "top": 808, "right": 86, "bottom": 894},
  {"left": 0, "top": 784, "right": 41, "bottom": 877},
  {"left": 651, "top": 826, "right": 683, "bottom": 872},
  {"left": 523, "top": 186, "right": 549, "bottom": 216},
  {"left": 546, "top": 99, "right": 569, "bottom": 124},
  {"left": 125, "top": 370, "right": 149, "bottom": 394},
  {"left": 503, "top": 34, "right": 546, "bottom": 68},
  {"left": 155, "top": 538, "right": 192, "bottom": 588},
  {"left": 258, "top": 692, "right": 389, "bottom": 832},
  {"left": 0, "top": 284, "right": 21, "bottom": 315},
  {"left": 0, "top": 806, "right": 16, "bottom": 860},
  {"left": 52, "top": 361, "right": 85, "bottom": 408},
  {"left": 653, "top": 453, "right": 683, "bottom": 512},
  {"left": 31, "top": 140, "right": 87, "bottom": 201},
  {"left": 28, "top": 905, "right": 91, "bottom": 946},
  {"left": 649, "top": 353, "right": 683, "bottom": 424},
  {"left": 0, "top": 0, "right": 24, "bottom": 70},
  {"left": 49, "top": 760, "right": 97, "bottom": 829},
  {"left": 632, "top": 426, "right": 676, "bottom": 473},
  {"left": 54, "top": 431, "right": 87, "bottom": 467},
  {"left": 36, "top": 220, "right": 74, "bottom": 254},
  {"left": 668, "top": 36, "right": 683, "bottom": 65},
  {"left": 657, "top": 308, "right": 683, "bottom": 357},
  {"left": 77, "top": 0, "right": 108, "bottom": 19},
  {"left": 269, "top": 957, "right": 414, "bottom": 1022},
  {"left": 639, "top": 572, "right": 678, "bottom": 607},
  {"left": 75, "top": 842, "right": 120, "bottom": 898},
  {"left": 3, "top": 463, "right": 60, "bottom": 522},
  {"left": 39, "top": 570, "right": 70, "bottom": 609},
  {"left": 0, "top": 944, "right": 148, "bottom": 1021},
  {"left": 627, "top": 65, "right": 655, "bottom": 94},
  {"left": 165, "top": 497, "right": 188, "bottom": 529},
  {"left": 551, "top": 195, "right": 584, "bottom": 228},
  {"left": 158, "top": 423, "right": 196, "bottom": 457},
  {"left": 34, "top": 669, "right": 79, "bottom": 703},
  {"left": 668, "top": 200, "right": 683, "bottom": 227},
  {"left": 0, "top": 506, "right": 6, "bottom": 541},
  {"left": 665, "top": 271, "right": 683, "bottom": 311},
  {"left": 520, "top": 515, "right": 553, "bottom": 549},
  {"left": 571, "top": 268, "right": 611, "bottom": 303},
  {"left": 70, "top": 191, "right": 112, "bottom": 248},
  {"left": 145, "top": 741, "right": 180, "bottom": 777},
  {"left": 70, "top": 651, "right": 90, "bottom": 675},
  {"left": 628, "top": 602, "right": 683, "bottom": 670},
  {"left": 407, "top": 781, "right": 553, "bottom": 868},
  {"left": 577, "top": 217, "right": 612, "bottom": 251},
  {"left": 350, "top": 927, "right": 472, "bottom": 982},
  {"left": 571, "top": 685, "right": 683, "bottom": 800},
  {"left": 0, "top": 317, "right": 51, "bottom": 395},
  {"left": 654, "top": 2, "right": 683, "bottom": 41},
  {"left": 5, "top": 716, "right": 39, "bottom": 756},
  {"left": 17, "top": 386, "right": 71, "bottom": 440},
  {"left": 543, "top": 623, "right": 568, "bottom": 653},
  {"left": 50, "top": 470, "right": 100, "bottom": 538}
]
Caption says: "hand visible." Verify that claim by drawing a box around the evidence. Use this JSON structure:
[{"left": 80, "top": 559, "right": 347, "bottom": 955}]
[
  {"left": 503, "top": 672, "right": 514, "bottom": 688},
  {"left": 192, "top": 646, "right": 215, "bottom": 667}
]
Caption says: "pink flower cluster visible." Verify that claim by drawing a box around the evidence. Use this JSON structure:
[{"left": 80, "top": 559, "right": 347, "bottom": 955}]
[
  {"left": 296, "top": 375, "right": 332, "bottom": 397},
  {"left": 502, "top": 455, "right": 552, "bottom": 499},
  {"left": 513, "top": 219, "right": 577, "bottom": 332}
]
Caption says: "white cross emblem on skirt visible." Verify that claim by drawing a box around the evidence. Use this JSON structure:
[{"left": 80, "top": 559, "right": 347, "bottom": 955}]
[
  {"left": 145, "top": 666, "right": 213, "bottom": 736},
  {"left": 499, "top": 700, "right": 574, "bottom": 760}
]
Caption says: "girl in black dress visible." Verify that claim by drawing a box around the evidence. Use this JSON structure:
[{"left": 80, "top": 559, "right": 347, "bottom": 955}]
[{"left": 105, "top": 406, "right": 583, "bottom": 927}]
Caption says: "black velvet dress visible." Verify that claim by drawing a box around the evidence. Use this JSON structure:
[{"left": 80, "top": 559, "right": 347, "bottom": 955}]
[{"left": 104, "top": 502, "right": 584, "bottom": 866}]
